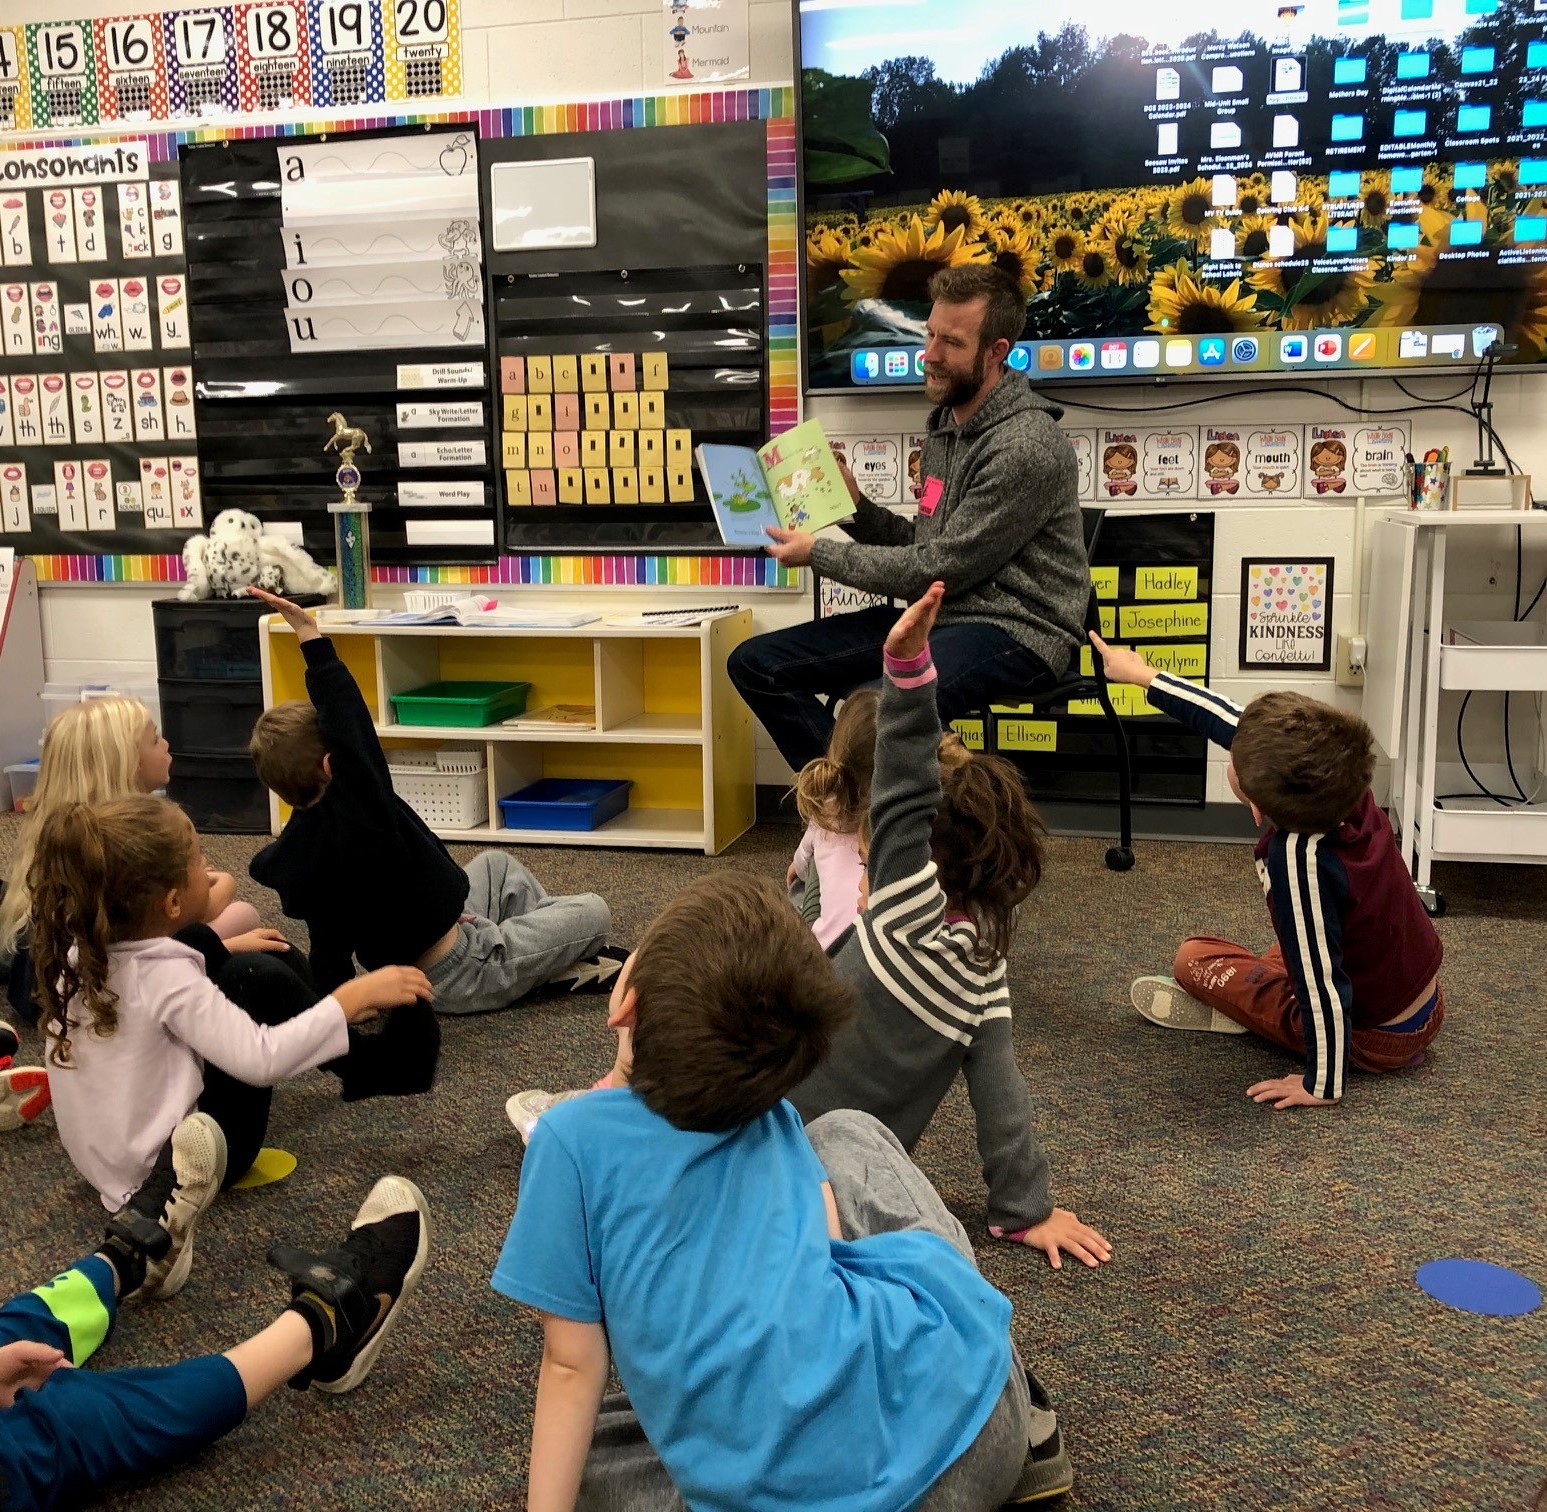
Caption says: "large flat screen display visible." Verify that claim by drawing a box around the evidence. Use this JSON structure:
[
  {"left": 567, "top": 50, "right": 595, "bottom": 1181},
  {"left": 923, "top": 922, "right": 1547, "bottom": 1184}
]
[{"left": 798, "top": 0, "right": 1547, "bottom": 390}]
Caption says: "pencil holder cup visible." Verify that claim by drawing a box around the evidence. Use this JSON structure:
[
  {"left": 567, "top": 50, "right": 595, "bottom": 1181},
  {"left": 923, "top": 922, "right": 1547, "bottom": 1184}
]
[{"left": 1407, "top": 460, "right": 1452, "bottom": 511}]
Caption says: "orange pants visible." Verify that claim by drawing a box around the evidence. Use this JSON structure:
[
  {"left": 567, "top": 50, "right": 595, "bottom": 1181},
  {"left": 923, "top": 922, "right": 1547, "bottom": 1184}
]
[{"left": 1173, "top": 936, "right": 1445, "bottom": 1073}]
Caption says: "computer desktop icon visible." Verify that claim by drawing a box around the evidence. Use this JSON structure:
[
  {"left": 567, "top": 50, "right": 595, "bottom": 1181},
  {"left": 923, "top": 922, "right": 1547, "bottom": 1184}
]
[
  {"left": 852, "top": 351, "right": 881, "bottom": 381},
  {"left": 1198, "top": 337, "right": 1226, "bottom": 366},
  {"left": 1231, "top": 336, "right": 1260, "bottom": 363}
]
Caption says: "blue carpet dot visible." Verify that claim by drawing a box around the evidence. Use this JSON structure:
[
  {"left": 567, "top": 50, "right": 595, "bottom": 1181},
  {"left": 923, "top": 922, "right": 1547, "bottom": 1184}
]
[{"left": 1416, "top": 1259, "right": 1542, "bottom": 1316}]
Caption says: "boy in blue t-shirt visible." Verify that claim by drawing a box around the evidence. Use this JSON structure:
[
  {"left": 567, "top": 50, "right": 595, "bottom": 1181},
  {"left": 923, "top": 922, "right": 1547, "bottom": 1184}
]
[{"left": 493, "top": 862, "right": 1073, "bottom": 1510}]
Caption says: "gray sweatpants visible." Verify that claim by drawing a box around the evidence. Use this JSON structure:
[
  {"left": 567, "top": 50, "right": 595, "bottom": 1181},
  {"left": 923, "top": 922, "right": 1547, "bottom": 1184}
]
[
  {"left": 424, "top": 852, "right": 609, "bottom": 1016},
  {"left": 575, "top": 1109, "right": 1040, "bottom": 1512}
]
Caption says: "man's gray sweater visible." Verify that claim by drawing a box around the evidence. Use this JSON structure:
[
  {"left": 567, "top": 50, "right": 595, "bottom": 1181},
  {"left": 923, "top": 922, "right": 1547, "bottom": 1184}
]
[
  {"left": 791, "top": 647, "right": 1054, "bottom": 1233},
  {"left": 809, "top": 371, "right": 1089, "bottom": 677}
]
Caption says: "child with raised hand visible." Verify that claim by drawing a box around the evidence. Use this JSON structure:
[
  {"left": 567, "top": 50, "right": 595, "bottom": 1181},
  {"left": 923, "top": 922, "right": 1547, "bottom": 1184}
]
[
  {"left": 787, "top": 688, "right": 879, "bottom": 947},
  {"left": 246, "top": 587, "right": 624, "bottom": 1013},
  {"left": 792, "top": 582, "right": 1111, "bottom": 1270},
  {"left": 497, "top": 871, "right": 1075, "bottom": 1511},
  {"left": 28, "top": 795, "right": 438, "bottom": 1212},
  {"left": 0, "top": 1108, "right": 429, "bottom": 1508},
  {"left": 1088, "top": 632, "right": 1444, "bottom": 1110}
]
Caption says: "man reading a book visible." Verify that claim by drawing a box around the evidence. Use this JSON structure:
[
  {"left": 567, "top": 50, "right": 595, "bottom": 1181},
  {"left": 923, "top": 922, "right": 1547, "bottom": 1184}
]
[{"left": 729, "top": 264, "right": 1089, "bottom": 771}]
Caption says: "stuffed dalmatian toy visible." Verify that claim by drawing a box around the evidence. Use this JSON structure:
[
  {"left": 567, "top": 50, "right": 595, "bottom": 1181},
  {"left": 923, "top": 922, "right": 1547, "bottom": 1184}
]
[{"left": 179, "top": 508, "right": 337, "bottom": 602}]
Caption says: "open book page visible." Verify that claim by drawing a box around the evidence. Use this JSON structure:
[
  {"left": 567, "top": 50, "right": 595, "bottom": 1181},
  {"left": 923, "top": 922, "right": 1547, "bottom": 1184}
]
[
  {"left": 756, "top": 418, "right": 855, "bottom": 534},
  {"left": 696, "top": 444, "right": 781, "bottom": 548}
]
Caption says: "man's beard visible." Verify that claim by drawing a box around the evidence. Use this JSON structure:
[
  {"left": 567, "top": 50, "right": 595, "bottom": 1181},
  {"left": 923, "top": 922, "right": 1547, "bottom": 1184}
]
[{"left": 926, "top": 345, "right": 988, "bottom": 408}]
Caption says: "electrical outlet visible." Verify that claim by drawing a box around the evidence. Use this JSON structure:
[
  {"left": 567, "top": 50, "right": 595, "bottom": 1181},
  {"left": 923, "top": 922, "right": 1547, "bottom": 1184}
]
[{"left": 1335, "top": 631, "right": 1365, "bottom": 688}]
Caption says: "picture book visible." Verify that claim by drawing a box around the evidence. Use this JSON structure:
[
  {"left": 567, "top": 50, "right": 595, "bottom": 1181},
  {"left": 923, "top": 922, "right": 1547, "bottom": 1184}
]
[{"left": 696, "top": 419, "right": 855, "bottom": 549}]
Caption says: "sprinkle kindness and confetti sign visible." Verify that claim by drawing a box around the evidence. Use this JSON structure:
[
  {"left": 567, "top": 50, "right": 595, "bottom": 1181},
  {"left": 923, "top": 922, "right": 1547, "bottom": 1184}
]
[{"left": 1239, "top": 559, "right": 1333, "bottom": 672}]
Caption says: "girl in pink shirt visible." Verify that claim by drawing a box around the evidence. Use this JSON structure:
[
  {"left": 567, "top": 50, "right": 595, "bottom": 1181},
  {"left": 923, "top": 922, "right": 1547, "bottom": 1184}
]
[
  {"left": 29, "top": 795, "right": 438, "bottom": 1211},
  {"left": 788, "top": 690, "right": 880, "bottom": 949}
]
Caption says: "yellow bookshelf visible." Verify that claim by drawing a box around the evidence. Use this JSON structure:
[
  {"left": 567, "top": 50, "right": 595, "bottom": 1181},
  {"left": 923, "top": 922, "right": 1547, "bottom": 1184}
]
[{"left": 258, "top": 612, "right": 755, "bottom": 855}]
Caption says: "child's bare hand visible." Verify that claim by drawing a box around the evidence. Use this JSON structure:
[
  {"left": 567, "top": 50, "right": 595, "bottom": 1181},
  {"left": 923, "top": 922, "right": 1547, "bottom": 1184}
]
[
  {"left": 0, "top": 1341, "right": 70, "bottom": 1407},
  {"left": 1002, "top": 1207, "right": 1112, "bottom": 1269},
  {"left": 1247, "top": 1074, "right": 1336, "bottom": 1111},
  {"left": 786, "top": 861, "right": 801, "bottom": 889},
  {"left": 226, "top": 928, "right": 291, "bottom": 955},
  {"left": 886, "top": 581, "right": 945, "bottom": 662},
  {"left": 1088, "top": 632, "right": 1156, "bottom": 689},
  {"left": 247, "top": 586, "right": 321, "bottom": 642},
  {"left": 335, "top": 965, "right": 434, "bottom": 1024}
]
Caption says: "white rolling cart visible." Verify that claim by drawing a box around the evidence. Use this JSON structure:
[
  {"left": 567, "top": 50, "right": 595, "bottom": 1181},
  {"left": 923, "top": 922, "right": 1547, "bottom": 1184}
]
[{"left": 1365, "top": 509, "right": 1547, "bottom": 917}]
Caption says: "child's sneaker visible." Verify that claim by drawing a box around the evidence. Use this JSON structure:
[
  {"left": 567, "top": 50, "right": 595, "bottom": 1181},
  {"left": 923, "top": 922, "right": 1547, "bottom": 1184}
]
[
  {"left": 271, "top": 1175, "right": 431, "bottom": 1394},
  {"left": 0, "top": 1019, "right": 18, "bottom": 1063},
  {"left": 1001, "top": 1370, "right": 1073, "bottom": 1505},
  {"left": 105, "top": 1112, "right": 228, "bottom": 1301},
  {"left": 0, "top": 1064, "right": 50, "bottom": 1131},
  {"left": 506, "top": 1088, "right": 588, "bottom": 1145},
  {"left": 1130, "top": 976, "right": 1248, "bottom": 1034},
  {"left": 546, "top": 944, "right": 629, "bottom": 995}
]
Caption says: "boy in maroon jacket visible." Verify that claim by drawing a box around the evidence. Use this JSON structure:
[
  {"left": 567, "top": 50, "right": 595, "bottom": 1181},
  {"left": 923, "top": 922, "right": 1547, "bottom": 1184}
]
[{"left": 1091, "top": 634, "right": 1444, "bottom": 1111}]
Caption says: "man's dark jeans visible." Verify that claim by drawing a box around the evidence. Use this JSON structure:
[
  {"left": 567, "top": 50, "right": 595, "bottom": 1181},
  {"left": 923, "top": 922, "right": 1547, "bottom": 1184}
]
[{"left": 727, "top": 607, "right": 1060, "bottom": 771}]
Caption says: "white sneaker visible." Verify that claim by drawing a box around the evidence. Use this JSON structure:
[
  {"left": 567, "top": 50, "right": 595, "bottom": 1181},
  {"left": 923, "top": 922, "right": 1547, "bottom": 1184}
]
[
  {"left": 506, "top": 1088, "right": 588, "bottom": 1145},
  {"left": 1130, "top": 975, "right": 1249, "bottom": 1034}
]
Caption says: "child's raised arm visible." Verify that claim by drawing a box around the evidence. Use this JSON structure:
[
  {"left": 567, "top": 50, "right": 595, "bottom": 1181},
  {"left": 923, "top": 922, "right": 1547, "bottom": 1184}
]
[{"left": 863, "top": 583, "right": 948, "bottom": 899}]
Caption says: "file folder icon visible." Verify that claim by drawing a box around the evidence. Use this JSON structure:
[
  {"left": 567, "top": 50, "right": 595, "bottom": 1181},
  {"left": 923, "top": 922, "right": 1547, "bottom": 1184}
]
[{"left": 1212, "top": 65, "right": 1244, "bottom": 93}]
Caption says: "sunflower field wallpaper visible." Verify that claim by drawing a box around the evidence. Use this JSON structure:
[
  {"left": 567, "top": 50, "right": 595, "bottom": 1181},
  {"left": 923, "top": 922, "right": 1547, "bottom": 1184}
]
[{"left": 799, "top": 0, "right": 1547, "bottom": 389}]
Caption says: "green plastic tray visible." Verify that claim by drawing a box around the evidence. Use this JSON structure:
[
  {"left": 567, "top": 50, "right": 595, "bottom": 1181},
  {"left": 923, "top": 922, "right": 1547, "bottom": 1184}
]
[{"left": 390, "top": 680, "right": 531, "bottom": 727}]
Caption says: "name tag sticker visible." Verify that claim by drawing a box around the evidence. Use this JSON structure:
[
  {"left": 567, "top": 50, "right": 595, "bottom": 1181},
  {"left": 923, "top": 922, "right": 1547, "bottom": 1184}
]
[{"left": 918, "top": 476, "right": 945, "bottom": 516}]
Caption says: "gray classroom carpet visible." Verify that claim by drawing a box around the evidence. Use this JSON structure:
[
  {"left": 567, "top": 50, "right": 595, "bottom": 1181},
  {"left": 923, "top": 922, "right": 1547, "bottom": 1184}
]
[{"left": 1, "top": 812, "right": 1543, "bottom": 1511}]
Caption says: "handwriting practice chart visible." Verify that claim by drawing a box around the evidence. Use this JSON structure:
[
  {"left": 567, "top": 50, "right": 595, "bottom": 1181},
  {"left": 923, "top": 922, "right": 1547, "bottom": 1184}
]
[
  {"left": 0, "top": 142, "right": 198, "bottom": 551},
  {"left": 0, "top": 2, "right": 461, "bottom": 127}
]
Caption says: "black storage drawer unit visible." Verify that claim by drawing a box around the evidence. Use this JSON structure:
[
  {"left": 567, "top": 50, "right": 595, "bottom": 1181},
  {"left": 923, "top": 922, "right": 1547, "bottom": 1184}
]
[
  {"left": 167, "top": 754, "right": 271, "bottom": 834},
  {"left": 159, "top": 681, "right": 266, "bottom": 757},
  {"left": 153, "top": 594, "right": 327, "bottom": 681}
]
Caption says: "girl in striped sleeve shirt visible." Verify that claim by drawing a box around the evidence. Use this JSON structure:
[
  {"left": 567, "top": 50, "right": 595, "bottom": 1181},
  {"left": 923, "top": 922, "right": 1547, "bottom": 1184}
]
[
  {"left": 792, "top": 584, "right": 1111, "bottom": 1269},
  {"left": 1089, "top": 634, "right": 1444, "bottom": 1110}
]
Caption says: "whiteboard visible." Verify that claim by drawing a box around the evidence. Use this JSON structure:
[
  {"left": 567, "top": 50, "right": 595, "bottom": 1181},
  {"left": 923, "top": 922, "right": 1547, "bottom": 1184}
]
[
  {"left": 490, "top": 158, "right": 597, "bottom": 251},
  {"left": 1364, "top": 518, "right": 1417, "bottom": 759}
]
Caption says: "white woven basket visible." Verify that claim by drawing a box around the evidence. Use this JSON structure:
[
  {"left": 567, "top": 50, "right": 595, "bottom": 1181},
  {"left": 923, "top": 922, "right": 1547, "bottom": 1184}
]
[{"left": 387, "top": 745, "right": 488, "bottom": 829}]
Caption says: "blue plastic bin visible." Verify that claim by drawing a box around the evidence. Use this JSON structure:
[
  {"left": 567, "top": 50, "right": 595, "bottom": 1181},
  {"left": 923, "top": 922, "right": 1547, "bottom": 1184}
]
[{"left": 497, "top": 777, "right": 632, "bottom": 832}]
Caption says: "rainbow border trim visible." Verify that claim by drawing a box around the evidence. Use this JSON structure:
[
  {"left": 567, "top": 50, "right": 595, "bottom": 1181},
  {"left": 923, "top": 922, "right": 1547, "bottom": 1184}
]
[
  {"left": 29, "top": 551, "right": 799, "bottom": 588},
  {"left": 14, "top": 85, "right": 800, "bottom": 587}
]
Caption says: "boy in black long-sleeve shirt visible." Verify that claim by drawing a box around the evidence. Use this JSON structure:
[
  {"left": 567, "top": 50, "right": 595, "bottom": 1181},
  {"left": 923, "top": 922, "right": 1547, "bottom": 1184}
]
[{"left": 246, "top": 590, "right": 618, "bottom": 1014}]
